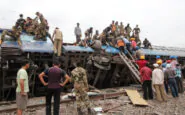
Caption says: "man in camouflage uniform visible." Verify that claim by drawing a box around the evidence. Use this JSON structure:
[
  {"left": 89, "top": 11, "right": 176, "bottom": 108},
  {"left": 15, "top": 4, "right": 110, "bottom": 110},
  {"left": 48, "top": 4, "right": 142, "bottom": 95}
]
[
  {"left": 71, "top": 62, "right": 92, "bottom": 115},
  {"left": 0, "top": 23, "right": 22, "bottom": 46},
  {"left": 125, "top": 23, "right": 132, "bottom": 39},
  {"left": 34, "top": 12, "right": 47, "bottom": 41}
]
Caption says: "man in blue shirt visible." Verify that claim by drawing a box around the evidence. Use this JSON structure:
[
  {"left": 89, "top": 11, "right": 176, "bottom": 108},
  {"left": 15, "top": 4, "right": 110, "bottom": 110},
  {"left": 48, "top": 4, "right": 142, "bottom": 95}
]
[
  {"left": 122, "top": 36, "right": 131, "bottom": 54},
  {"left": 175, "top": 64, "right": 184, "bottom": 93}
]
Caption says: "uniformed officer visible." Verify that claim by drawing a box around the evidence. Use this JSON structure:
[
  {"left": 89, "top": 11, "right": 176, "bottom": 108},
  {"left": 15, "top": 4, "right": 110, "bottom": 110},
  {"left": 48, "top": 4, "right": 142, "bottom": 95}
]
[
  {"left": 70, "top": 61, "right": 92, "bottom": 115},
  {"left": 34, "top": 12, "right": 47, "bottom": 41},
  {"left": 0, "top": 23, "right": 22, "bottom": 46}
]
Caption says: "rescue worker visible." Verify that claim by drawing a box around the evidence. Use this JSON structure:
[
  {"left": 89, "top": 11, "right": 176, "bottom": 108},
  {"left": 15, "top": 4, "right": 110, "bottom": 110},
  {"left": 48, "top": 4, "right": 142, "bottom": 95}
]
[
  {"left": 135, "top": 47, "right": 145, "bottom": 60},
  {"left": 156, "top": 59, "right": 163, "bottom": 70},
  {"left": 143, "top": 38, "right": 152, "bottom": 49},
  {"left": 111, "top": 21, "right": 116, "bottom": 37},
  {"left": 130, "top": 37, "right": 137, "bottom": 54},
  {"left": 85, "top": 27, "right": 93, "bottom": 39},
  {"left": 135, "top": 55, "right": 148, "bottom": 70},
  {"left": 175, "top": 64, "right": 184, "bottom": 93},
  {"left": 133, "top": 25, "right": 140, "bottom": 40},
  {"left": 164, "top": 64, "right": 178, "bottom": 98},
  {"left": 115, "top": 21, "right": 119, "bottom": 37},
  {"left": 16, "top": 14, "right": 26, "bottom": 31},
  {"left": 0, "top": 23, "right": 22, "bottom": 46},
  {"left": 152, "top": 63, "right": 167, "bottom": 102},
  {"left": 70, "top": 61, "right": 92, "bottom": 115},
  {"left": 24, "top": 17, "right": 35, "bottom": 35},
  {"left": 170, "top": 56, "right": 179, "bottom": 70},
  {"left": 140, "top": 63, "right": 153, "bottom": 100},
  {"left": 89, "top": 39, "right": 102, "bottom": 55},
  {"left": 119, "top": 22, "right": 124, "bottom": 36},
  {"left": 122, "top": 36, "right": 131, "bottom": 54},
  {"left": 74, "top": 23, "right": 82, "bottom": 44},
  {"left": 116, "top": 35, "right": 125, "bottom": 54},
  {"left": 125, "top": 23, "right": 132, "bottom": 38},
  {"left": 93, "top": 30, "right": 99, "bottom": 40},
  {"left": 156, "top": 56, "right": 162, "bottom": 63},
  {"left": 52, "top": 27, "right": 63, "bottom": 56},
  {"left": 34, "top": 12, "right": 47, "bottom": 41}
]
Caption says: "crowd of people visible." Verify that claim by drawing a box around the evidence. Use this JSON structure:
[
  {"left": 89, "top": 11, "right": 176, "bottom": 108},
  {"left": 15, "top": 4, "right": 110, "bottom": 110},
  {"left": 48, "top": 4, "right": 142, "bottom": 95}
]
[
  {"left": 6, "top": 17, "right": 183, "bottom": 115},
  {"left": 0, "top": 12, "right": 49, "bottom": 46},
  {"left": 16, "top": 59, "right": 92, "bottom": 115},
  {"left": 74, "top": 21, "right": 152, "bottom": 59},
  {"left": 139, "top": 55, "right": 184, "bottom": 102}
]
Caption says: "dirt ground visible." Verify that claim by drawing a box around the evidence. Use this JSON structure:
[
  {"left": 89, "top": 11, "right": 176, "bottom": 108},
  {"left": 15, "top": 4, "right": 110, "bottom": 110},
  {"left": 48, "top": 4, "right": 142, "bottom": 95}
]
[{"left": 1, "top": 90, "right": 185, "bottom": 115}]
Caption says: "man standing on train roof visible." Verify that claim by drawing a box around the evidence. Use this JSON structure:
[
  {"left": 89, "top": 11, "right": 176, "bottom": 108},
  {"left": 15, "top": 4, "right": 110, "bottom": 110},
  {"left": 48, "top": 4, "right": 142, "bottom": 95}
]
[
  {"left": 133, "top": 25, "right": 140, "bottom": 40},
  {"left": 74, "top": 23, "right": 82, "bottom": 44},
  {"left": 16, "top": 14, "right": 26, "bottom": 31},
  {"left": 85, "top": 27, "right": 93, "bottom": 39},
  {"left": 34, "top": 12, "right": 47, "bottom": 41},
  {"left": 119, "top": 22, "right": 124, "bottom": 36},
  {"left": 125, "top": 23, "right": 132, "bottom": 38},
  {"left": 111, "top": 20, "right": 116, "bottom": 37},
  {"left": 0, "top": 22, "right": 22, "bottom": 46},
  {"left": 52, "top": 27, "right": 63, "bottom": 57}
]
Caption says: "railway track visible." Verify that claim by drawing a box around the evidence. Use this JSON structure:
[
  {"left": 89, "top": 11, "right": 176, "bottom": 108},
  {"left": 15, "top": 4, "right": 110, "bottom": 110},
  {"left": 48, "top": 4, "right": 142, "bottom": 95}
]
[{"left": 0, "top": 90, "right": 126, "bottom": 113}]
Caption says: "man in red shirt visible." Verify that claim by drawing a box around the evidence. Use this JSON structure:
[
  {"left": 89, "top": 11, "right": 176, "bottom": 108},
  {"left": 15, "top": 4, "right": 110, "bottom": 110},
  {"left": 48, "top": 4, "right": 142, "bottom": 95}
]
[
  {"left": 140, "top": 63, "right": 153, "bottom": 100},
  {"left": 136, "top": 55, "right": 148, "bottom": 70}
]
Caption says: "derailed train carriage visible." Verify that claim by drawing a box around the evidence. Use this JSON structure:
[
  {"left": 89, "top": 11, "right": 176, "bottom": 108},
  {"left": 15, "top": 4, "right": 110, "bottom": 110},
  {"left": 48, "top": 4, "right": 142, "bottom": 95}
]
[{"left": 0, "top": 28, "right": 185, "bottom": 100}]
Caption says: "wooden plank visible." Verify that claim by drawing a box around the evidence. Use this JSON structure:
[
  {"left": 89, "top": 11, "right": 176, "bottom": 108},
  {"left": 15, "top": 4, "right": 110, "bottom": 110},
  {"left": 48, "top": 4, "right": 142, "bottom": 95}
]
[{"left": 125, "top": 89, "right": 148, "bottom": 106}]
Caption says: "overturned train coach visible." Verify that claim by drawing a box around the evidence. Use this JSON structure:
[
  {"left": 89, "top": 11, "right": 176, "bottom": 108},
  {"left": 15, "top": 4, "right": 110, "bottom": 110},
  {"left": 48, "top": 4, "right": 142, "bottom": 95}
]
[{"left": 0, "top": 28, "right": 185, "bottom": 100}]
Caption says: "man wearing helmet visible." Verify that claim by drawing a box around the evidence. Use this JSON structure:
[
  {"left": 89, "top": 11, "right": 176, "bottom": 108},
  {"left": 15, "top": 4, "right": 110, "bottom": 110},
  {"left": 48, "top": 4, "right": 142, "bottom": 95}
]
[
  {"left": 135, "top": 55, "right": 148, "bottom": 70},
  {"left": 0, "top": 23, "right": 22, "bottom": 46}
]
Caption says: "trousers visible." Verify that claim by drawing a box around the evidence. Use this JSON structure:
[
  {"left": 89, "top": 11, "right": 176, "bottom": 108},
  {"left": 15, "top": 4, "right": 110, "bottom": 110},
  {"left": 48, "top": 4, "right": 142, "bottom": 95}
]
[
  {"left": 168, "top": 78, "right": 178, "bottom": 97},
  {"left": 1, "top": 30, "right": 21, "bottom": 45},
  {"left": 153, "top": 84, "right": 167, "bottom": 102},
  {"left": 46, "top": 88, "right": 61, "bottom": 115},
  {"left": 54, "top": 39, "right": 62, "bottom": 56},
  {"left": 142, "top": 80, "right": 153, "bottom": 100},
  {"left": 175, "top": 77, "right": 184, "bottom": 93}
]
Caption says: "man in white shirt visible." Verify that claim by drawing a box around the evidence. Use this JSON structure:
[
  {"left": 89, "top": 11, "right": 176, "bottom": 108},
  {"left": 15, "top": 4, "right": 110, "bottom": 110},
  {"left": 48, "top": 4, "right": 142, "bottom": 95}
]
[
  {"left": 74, "top": 23, "right": 82, "bottom": 44},
  {"left": 16, "top": 60, "right": 30, "bottom": 115},
  {"left": 52, "top": 27, "right": 63, "bottom": 56},
  {"left": 152, "top": 63, "right": 167, "bottom": 102}
]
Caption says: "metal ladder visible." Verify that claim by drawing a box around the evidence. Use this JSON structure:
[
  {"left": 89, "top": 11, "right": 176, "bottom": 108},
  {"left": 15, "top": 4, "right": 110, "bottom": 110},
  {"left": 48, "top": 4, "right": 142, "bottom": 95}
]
[{"left": 119, "top": 52, "right": 141, "bottom": 83}]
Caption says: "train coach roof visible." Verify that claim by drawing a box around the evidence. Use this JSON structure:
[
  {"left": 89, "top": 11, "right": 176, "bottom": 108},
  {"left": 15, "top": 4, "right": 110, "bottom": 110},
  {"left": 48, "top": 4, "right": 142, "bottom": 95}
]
[
  {"left": 0, "top": 29, "right": 54, "bottom": 53},
  {"left": 141, "top": 46, "right": 185, "bottom": 57},
  {"left": 63, "top": 45, "right": 120, "bottom": 54}
]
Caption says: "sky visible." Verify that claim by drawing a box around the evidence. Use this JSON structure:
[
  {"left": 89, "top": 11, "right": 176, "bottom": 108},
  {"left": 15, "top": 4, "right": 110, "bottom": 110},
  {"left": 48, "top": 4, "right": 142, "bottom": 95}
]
[{"left": 0, "top": 0, "right": 185, "bottom": 47}]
